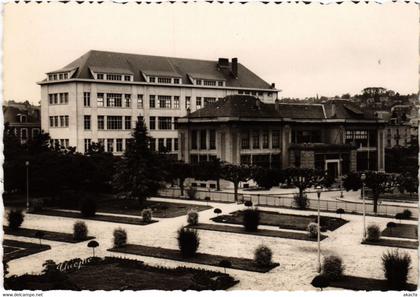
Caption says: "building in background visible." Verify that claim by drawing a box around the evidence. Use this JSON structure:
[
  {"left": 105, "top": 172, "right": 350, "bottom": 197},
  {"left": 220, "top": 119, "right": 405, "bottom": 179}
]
[{"left": 38, "top": 50, "right": 278, "bottom": 155}]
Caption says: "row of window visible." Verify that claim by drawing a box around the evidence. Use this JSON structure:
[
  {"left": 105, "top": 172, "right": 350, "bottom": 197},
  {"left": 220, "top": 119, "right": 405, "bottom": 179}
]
[
  {"left": 190, "top": 154, "right": 218, "bottom": 164},
  {"left": 240, "top": 154, "right": 281, "bottom": 169},
  {"left": 84, "top": 137, "right": 179, "bottom": 153},
  {"left": 83, "top": 115, "right": 180, "bottom": 131},
  {"left": 48, "top": 93, "right": 69, "bottom": 105},
  {"left": 191, "top": 130, "right": 216, "bottom": 150},
  {"left": 48, "top": 73, "right": 68, "bottom": 81},
  {"left": 195, "top": 79, "right": 224, "bottom": 87},
  {"left": 9, "top": 127, "right": 40, "bottom": 141},
  {"left": 241, "top": 130, "right": 281, "bottom": 150},
  {"left": 49, "top": 115, "right": 69, "bottom": 128},
  {"left": 51, "top": 139, "right": 70, "bottom": 148},
  {"left": 150, "top": 138, "right": 179, "bottom": 152},
  {"left": 96, "top": 73, "right": 132, "bottom": 82},
  {"left": 149, "top": 76, "right": 181, "bottom": 84}
]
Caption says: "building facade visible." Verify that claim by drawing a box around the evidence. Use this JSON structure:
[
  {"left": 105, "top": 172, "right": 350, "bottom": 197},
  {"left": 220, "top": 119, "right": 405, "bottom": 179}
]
[
  {"left": 178, "top": 96, "right": 386, "bottom": 177},
  {"left": 39, "top": 50, "right": 278, "bottom": 155}
]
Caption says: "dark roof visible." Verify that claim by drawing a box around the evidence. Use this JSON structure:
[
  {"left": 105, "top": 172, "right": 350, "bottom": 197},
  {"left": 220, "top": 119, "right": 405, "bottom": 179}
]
[
  {"left": 47, "top": 50, "right": 274, "bottom": 89},
  {"left": 186, "top": 96, "right": 379, "bottom": 121},
  {"left": 3, "top": 105, "right": 40, "bottom": 124}
]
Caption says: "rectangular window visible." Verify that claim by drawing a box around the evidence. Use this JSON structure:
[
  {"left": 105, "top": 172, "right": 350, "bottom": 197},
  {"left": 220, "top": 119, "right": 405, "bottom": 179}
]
[
  {"left": 107, "top": 93, "right": 122, "bottom": 107},
  {"left": 149, "top": 77, "right": 155, "bottom": 83},
  {"left": 158, "top": 95, "right": 171, "bottom": 109},
  {"left": 262, "top": 130, "right": 269, "bottom": 149},
  {"left": 54, "top": 116, "right": 59, "bottom": 127},
  {"left": 272, "top": 130, "right": 280, "bottom": 148},
  {"left": 107, "top": 116, "right": 123, "bottom": 130},
  {"left": 192, "top": 130, "right": 198, "bottom": 150},
  {"left": 149, "top": 116, "right": 156, "bottom": 130},
  {"left": 166, "top": 138, "right": 172, "bottom": 151},
  {"left": 116, "top": 139, "right": 123, "bottom": 152},
  {"left": 158, "top": 117, "right": 172, "bottom": 130},
  {"left": 173, "top": 96, "right": 180, "bottom": 109},
  {"left": 49, "top": 94, "right": 53, "bottom": 105},
  {"left": 157, "top": 77, "right": 172, "bottom": 84},
  {"left": 174, "top": 138, "right": 179, "bottom": 151},
  {"left": 137, "top": 94, "right": 143, "bottom": 108},
  {"left": 98, "top": 116, "right": 105, "bottom": 130},
  {"left": 124, "top": 75, "right": 131, "bottom": 81},
  {"left": 64, "top": 116, "right": 69, "bottom": 127},
  {"left": 21, "top": 128, "right": 28, "bottom": 141},
  {"left": 174, "top": 117, "right": 179, "bottom": 129},
  {"left": 150, "top": 138, "right": 156, "bottom": 151},
  {"left": 196, "top": 79, "right": 202, "bottom": 85},
  {"left": 59, "top": 93, "right": 64, "bottom": 104},
  {"left": 209, "top": 129, "right": 216, "bottom": 150},
  {"left": 185, "top": 96, "right": 191, "bottom": 110},
  {"left": 174, "top": 78, "right": 180, "bottom": 84},
  {"left": 106, "top": 74, "right": 122, "bottom": 81},
  {"left": 97, "top": 73, "right": 104, "bottom": 80},
  {"left": 196, "top": 97, "right": 202, "bottom": 109},
  {"left": 158, "top": 138, "right": 165, "bottom": 151},
  {"left": 218, "top": 81, "right": 224, "bottom": 87},
  {"left": 200, "top": 130, "right": 207, "bottom": 150},
  {"left": 98, "top": 138, "right": 105, "bottom": 148},
  {"left": 252, "top": 130, "right": 260, "bottom": 149},
  {"left": 204, "top": 97, "right": 216, "bottom": 106},
  {"left": 149, "top": 95, "right": 156, "bottom": 108},
  {"left": 107, "top": 139, "right": 114, "bottom": 152},
  {"left": 125, "top": 116, "right": 131, "bottom": 130},
  {"left": 97, "top": 93, "right": 104, "bottom": 107},
  {"left": 241, "top": 131, "right": 250, "bottom": 149},
  {"left": 84, "top": 92, "right": 91, "bottom": 107},
  {"left": 84, "top": 139, "right": 91, "bottom": 152},
  {"left": 59, "top": 116, "right": 65, "bottom": 127},
  {"left": 203, "top": 80, "right": 216, "bottom": 86},
  {"left": 125, "top": 94, "right": 131, "bottom": 107},
  {"left": 84, "top": 115, "right": 91, "bottom": 130},
  {"left": 49, "top": 116, "right": 54, "bottom": 127}
]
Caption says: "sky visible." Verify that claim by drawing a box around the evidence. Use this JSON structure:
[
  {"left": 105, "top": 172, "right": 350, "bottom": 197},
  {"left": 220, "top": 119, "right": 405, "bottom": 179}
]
[{"left": 3, "top": 2, "right": 419, "bottom": 103}]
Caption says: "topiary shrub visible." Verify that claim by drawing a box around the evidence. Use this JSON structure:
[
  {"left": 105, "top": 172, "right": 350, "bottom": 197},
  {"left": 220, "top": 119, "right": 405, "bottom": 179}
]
[
  {"left": 395, "top": 212, "right": 405, "bottom": 222},
  {"left": 219, "top": 259, "right": 232, "bottom": 273},
  {"left": 366, "top": 224, "right": 381, "bottom": 242},
  {"left": 254, "top": 245, "right": 273, "bottom": 267},
  {"left": 387, "top": 222, "right": 397, "bottom": 235},
  {"left": 307, "top": 222, "right": 319, "bottom": 239},
  {"left": 80, "top": 198, "right": 96, "bottom": 217},
  {"left": 8, "top": 210, "right": 24, "bottom": 230},
  {"left": 336, "top": 208, "right": 345, "bottom": 219},
  {"left": 73, "top": 221, "right": 88, "bottom": 241},
  {"left": 243, "top": 208, "right": 260, "bottom": 232},
  {"left": 293, "top": 193, "right": 309, "bottom": 210},
  {"left": 113, "top": 228, "right": 127, "bottom": 248},
  {"left": 322, "top": 255, "right": 344, "bottom": 281},
  {"left": 244, "top": 201, "right": 253, "bottom": 207},
  {"left": 214, "top": 208, "right": 222, "bottom": 216},
  {"left": 382, "top": 249, "right": 411, "bottom": 290},
  {"left": 402, "top": 209, "right": 412, "bottom": 219},
  {"left": 141, "top": 208, "right": 153, "bottom": 223},
  {"left": 29, "top": 198, "right": 44, "bottom": 212},
  {"left": 186, "top": 187, "right": 197, "bottom": 200},
  {"left": 177, "top": 227, "right": 200, "bottom": 258},
  {"left": 187, "top": 210, "right": 199, "bottom": 226},
  {"left": 311, "top": 275, "right": 330, "bottom": 291}
]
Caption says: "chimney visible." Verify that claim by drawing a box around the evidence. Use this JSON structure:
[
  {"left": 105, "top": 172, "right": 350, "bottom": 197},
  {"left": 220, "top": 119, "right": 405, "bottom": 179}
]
[
  {"left": 275, "top": 99, "right": 280, "bottom": 112},
  {"left": 217, "top": 58, "right": 230, "bottom": 69},
  {"left": 271, "top": 83, "right": 276, "bottom": 89},
  {"left": 231, "top": 58, "right": 238, "bottom": 78}
]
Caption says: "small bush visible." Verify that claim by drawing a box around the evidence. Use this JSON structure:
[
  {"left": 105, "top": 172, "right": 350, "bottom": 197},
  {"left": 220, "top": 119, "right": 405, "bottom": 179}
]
[
  {"left": 382, "top": 249, "right": 411, "bottom": 290},
  {"left": 8, "top": 210, "right": 24, "bottom": 230},
  {"left": 141, "top": 208, "right": 153, "bottom": 223},
  {"left": 177, "top": 228, "right": 200, "bottom": 258},
  {"left": 243, "top": 208, "right": 260, "bottom": 232},
  {"left": 113, "top": 228, "right": 127, "bottom": 248},
  {"left": 254, "top": 245, "right": 273, "bottom": 267},
  {"left": 366, "top": 224, "right": 381, "bottom": 242},
  {"left": 402, "top": 209, "right": 412, "bottom": 219},
  {"left": 307, "top": 222, "right": 319, "bottom": 239},
  {"left": 187, "top": 210, "right": 199, "bottom": 226},
  {"left": 29, "top": 198, "right": 44, "bottom": 212},
  {"left": 186, "top": 187, "right": 197, "bottom": 200},
  {"left": 80, "top": 198, "right": 96, "bottom": 217},
  {"left": 293, "top": 193, "right": 309, "bottom": 210},
  {"left": 244, "top": 201, "right": 253, "bottom": 207},
  {"left": 73, "top": 221, "right": 88, "bottom": 241},
  {"left": 336, "top": 208, "right": 345, "bottom": 218},
  {"left": 322, "top": 255, "right": 344, "bottom": 281},
  {"left": 395, "top": 213, "right": 405, "bottom": 222},
  {"left": 311, "top": 275, "right": 330, "bottom": 291},
  {"left": 214, "top": 208, "right": 222, "bottom": 215}
]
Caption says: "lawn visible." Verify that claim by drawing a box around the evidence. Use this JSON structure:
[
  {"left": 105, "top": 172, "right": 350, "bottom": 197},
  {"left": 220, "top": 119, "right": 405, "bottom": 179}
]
[
  {"left": 362, "top": 239, "right": 418, "bottom": 250},
  {"left": 382, "top": 223, "right": 418, "bottom": 240},
  {"left": 4, "top": 226, "right": 94, "bottom": 243},
  {"left": 109, "top": 244, "right": 279, "bottom": 273},
  {"left": 3, "top": 239, "right": 51, "bottom": 262},
  {"left": 212, "top": 210, "right": 347, "bottom": 232},
  {"left": 190, "top": 223, "right": 327, "bottom": 242},
  {"left": 32, "top": 209, "right": 158, "bottom": 225},
  {"left": 329, "top": 275, "right": 417, "bottom": 291},
  {"left": 4, "top": 257, "right": 239, "bottom": 290}
]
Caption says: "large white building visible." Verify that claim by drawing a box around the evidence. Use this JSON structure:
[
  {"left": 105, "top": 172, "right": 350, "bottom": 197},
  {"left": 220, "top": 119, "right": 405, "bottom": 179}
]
[{"left": 39, "top": 50, "right": 278, "bottom": 155}]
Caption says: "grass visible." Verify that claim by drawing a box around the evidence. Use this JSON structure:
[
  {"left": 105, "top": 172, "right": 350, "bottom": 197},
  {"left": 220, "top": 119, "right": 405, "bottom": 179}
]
[
  {"left": 212, "top": 210, "right": 347, "bottom": 232},
  {"left": 329, "top": 275, "right": 417, "bottom": 291},
  {"left": 4, "top": 226, "right": 94, "bottom": 243},
  {"left": 3, "top": 239, "right": 51, "bottom": 262},
  {"left": 32, "top": 209, "right": 158, "bottom": 225},
  {"left": 190, "top": 223, "right": 327, "bottom": 241},
  {"left": 108, "top": 244, "right": 279, "bottom": 273},
  {"left": 4, "top": 257, "right": 239, "bottom": 290},
  {"left": 382, "top": 223, "right": 418, "bottom": 240},
  {"left": 362, "top": 238, "right": 418, "bottom": 250}
]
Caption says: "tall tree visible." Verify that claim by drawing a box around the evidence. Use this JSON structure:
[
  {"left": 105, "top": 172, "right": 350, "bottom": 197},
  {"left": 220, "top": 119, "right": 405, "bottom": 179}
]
[
  {"left": 251, "top": 167, "right": 284, "bottom": 190},
  {"left": 193, "top": 158, "right": 223, "bottom": 191},
  {"left": 283, "top": 168, "right": 325, "bottom": 198},
  {"left": 168, "top": 160, "right": 192, "bottom": 196},
  {"left": 220, "top": 164, "right": 251, "bottom": 202}
]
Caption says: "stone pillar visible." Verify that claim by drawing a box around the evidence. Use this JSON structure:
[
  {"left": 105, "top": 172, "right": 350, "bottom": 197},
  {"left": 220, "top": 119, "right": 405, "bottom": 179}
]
[{"left": 281, "top": 125, "right": 291, "bottom": 168}]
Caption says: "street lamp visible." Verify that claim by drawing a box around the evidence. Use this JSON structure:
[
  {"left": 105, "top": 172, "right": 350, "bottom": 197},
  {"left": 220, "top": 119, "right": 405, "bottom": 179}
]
[
  {"left": 339, "top": 175, "right": 344, "bottom": 198},
  {"left": 25, "top": 161, "right": 30, "bottom": 211},
  {"left": 361, "top": 173, "right": 367, "bottom": 240},
  {"left": 316, "top": 186, "right": 322, "bottom": 273}
]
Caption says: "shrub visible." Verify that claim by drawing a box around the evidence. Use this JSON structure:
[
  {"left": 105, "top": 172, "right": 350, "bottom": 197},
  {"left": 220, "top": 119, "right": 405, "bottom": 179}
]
[
  {"left": 244, "top": 201, "right": 253, "bottom": 207},
  {"left": 29, "top": 198, "right": 44, "bottom": 212},
  {"left": 186, "top": 187, "right": 197, "bottom": 200},
  {"left": 8, "top": 210, "right": 24, "bottom": 230},
  {"left": 395, "top": 213, "right": 405, "bottom": 222},
  {"left": 307, "top": 222, "right": 319, "bottom": 239},
  {"left": 366, "top": 224, "right": 381, "bottom": 242},
  {"left": 3, "top": 262, "right": 8, "bottom": 278},
  {"left": 336, "top": 208, "right": 345, "bottom": 218},
  {"left": 293, "top": 193, "right": 309, "bottom": 210},
  {"left": 177, "top": 227, "right": 200, "bottom": 258},
  {"left": 322, "top": 255, "right": 344, "bottom": 281},
  {"left": 73, "top": 221, "right": 88, "bottom": 241},
  {"left": 141, "top": 208, "right": 153, "bottom": 223},
  {"left": 219, "top": 259, "right": 232, "bottom": 273},
  {"left": 113, "top": 228, "right": 127, "bottom": 248},
  {"left": 402, "top": 209, "right": 412, "bottom": 219},
  {"left": 87, "top": 240, "right": 99, "bottom": 257},
  {"left": 214, "top": 208, "right": 222, "bottom": 216},
  {"left": 243, "top": 208, "right": 260, "bottom": 232},
  {"left": 80, "top": 198, "right": 96, "bottom": 217},
  {"left": 187, "top": 210, "right": 199, "bottom": 226},
  {"left": 254, "top": 245, "right": 273, "bottom": 267},
  {"left": 311, "top": 275, "right": 330, "bottom": 291},
  {"left": 382, "top": 249, "right": 411, "bottom": 290}
]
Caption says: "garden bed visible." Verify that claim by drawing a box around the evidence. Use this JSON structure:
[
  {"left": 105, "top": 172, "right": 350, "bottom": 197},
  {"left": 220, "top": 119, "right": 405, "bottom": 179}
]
[
  {"left": 4, "top": 226, "right": 94, "bottom": 243},
  {"left": 4, "top": 256, "right": 239, "bottom": 290},
  {"left": 382, "top": 223, "right": 418, "bottom": 240},
  {"left": 31, "top": 209, "right": 158, "bottom": 225},
  {"left": 362, "top": 238, "right": 418, "bottom": 250},
  {"left": 108, "top": 244, "right": 279, "bottom": 273},
  {"left": 211, "top": 210, "right": 346, "bottom": 232},
  {"left": 189, "top": 223, "right": 327, "bottom": 242},
  {"left": 3, "top": 239, "right": 51, "bottom": 262},
  {"left": 329, "top": 275, "right": 417, "bottom": 291}
]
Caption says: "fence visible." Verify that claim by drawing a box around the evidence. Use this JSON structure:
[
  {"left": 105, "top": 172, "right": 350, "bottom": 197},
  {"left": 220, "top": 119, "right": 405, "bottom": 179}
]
[{"left": 158, "top": 188, "right": 418, "bottom": 218}]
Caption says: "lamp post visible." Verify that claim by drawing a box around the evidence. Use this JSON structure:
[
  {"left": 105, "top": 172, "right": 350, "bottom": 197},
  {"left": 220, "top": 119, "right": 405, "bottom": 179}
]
[
  {"left": 316, "top": 186, "right": 322, "bottom": 273},
  {"left": 25, "top": 160, "right": 30, "bottom": 211},
  {"left": 339, "top": 175, "right": 344, "bottom": 198},
  {"left": 361, "top": 173, "right": 367, "bottom": 240}
]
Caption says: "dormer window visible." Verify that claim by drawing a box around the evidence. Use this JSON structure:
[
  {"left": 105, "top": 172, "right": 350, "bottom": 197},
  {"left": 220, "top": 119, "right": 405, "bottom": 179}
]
[
  {"left": 218, "top": 81, "right": 224, "bottom": 87},
  {"left": 97, "top": 73, "right": 104, "bottom": 80},
  {"left": 124, "top": 75, "right": 131, "bottom": 81},
  {"left": 106, "top": 74, "right": 122, "bottom": 81},
  {"left": 149, "top": 77, "right": 156, "bottom": 83},
  {"left": 196, "top": 79, "right": 202, "bottom": 85},
  {"left": 157, "top": 77, "right": 172, "bottom": 84},
  {"left": 203, "top": 80, "right": 216, "bottom": 86},
  {"left": 174, "top": 78, "right": 180, "bottom": 84}
]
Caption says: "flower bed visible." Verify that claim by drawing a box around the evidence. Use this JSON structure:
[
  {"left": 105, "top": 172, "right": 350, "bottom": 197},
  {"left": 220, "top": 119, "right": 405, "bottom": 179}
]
[
  {"left": 4, "top": 226, "right": 94, "bottom": 243},
  {"left": 3, "top": 239, "right": 51, "bottom": 262}
]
